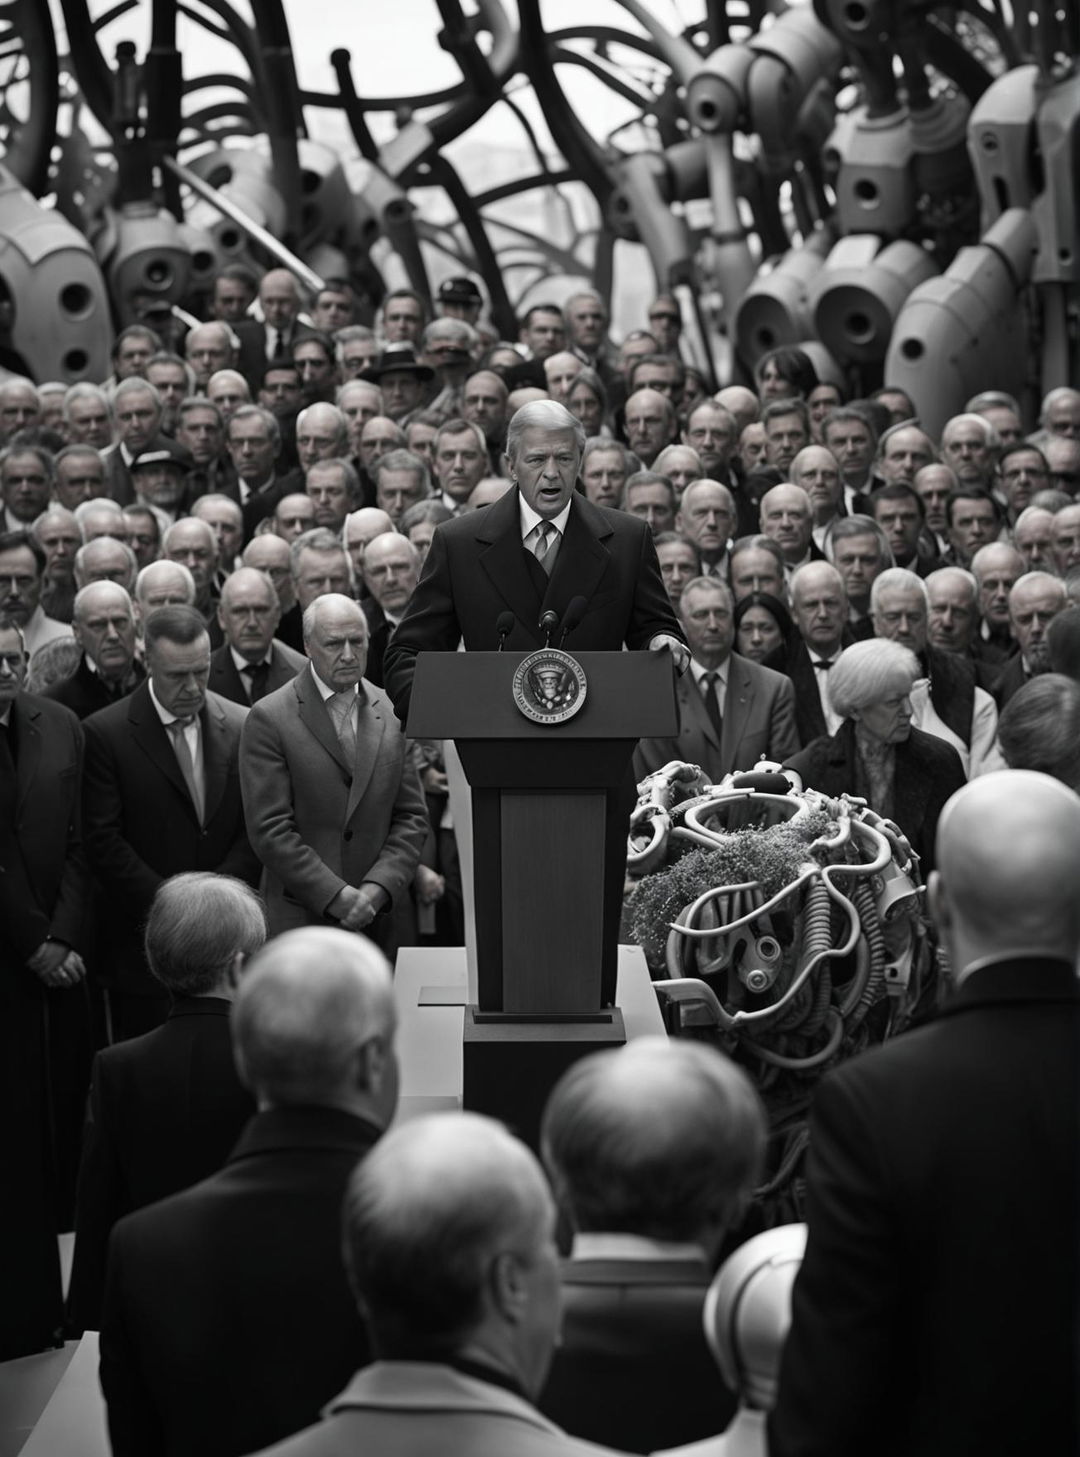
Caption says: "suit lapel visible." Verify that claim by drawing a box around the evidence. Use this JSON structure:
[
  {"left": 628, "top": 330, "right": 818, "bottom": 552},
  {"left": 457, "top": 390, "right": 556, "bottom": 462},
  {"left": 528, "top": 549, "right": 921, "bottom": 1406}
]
[
  {"left": 200, "top": 693, "right": 230, "bottom": 824},
  {"left": 295, "top": 666, "right": 350, "bottom": 773},
  {"left": 14, "top": 697, "right": 42, "bottom": 816},
  {"left": 679, "top": 672, "right": 720, "bottom": 751},
  {"left": 477, "top": 488, "right": 545, "bottom": 644},
  {"left": 542, "top": 496, "right": 611, "bottom": 617},
  {"left": 128, "top": 683, "right": 196, "bottom": 811},
  {"left": 720, "top": 654, "right": 755, "bottom": 769},
  {"left": 346, "top": 689, "right": 385, "bottom": 822}
]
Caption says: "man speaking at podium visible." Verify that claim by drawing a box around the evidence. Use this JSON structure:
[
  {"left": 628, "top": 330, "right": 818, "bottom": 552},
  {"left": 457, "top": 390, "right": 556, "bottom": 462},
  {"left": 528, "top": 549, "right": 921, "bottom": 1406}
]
[
  {"left": 383, "top": 400, "right": 687, "bottom": 1005},
  {"left": 382, "top": 399, "right": 689, "bottom": 714}
]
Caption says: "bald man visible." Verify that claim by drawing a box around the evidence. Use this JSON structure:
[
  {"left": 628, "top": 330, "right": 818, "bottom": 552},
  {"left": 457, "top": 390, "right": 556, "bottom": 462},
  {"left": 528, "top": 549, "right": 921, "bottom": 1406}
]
[
  {"left": 100, "top": 928, "right": 399, "bottom": 1457},
  {"left": 772, "top": 771, "right": 1080, "bottom": 1457},
  {"left": 540, "top": 1039, "right": 766, "bottom": 1453},
  {"left": 43, "top": 581, "right": 143, "bottom": 718},
  {"left": 239, "top": 594, "right": 427, "bottom": 942},
  {"left": 251, "top": 1112, "right": 616, "bottom": 1457}
]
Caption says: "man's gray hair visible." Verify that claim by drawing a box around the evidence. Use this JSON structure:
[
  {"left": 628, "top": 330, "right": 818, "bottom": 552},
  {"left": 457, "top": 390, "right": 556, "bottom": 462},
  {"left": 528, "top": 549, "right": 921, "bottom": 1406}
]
[
  {"left": 289, "top": 526, "right": 351, "bottom": 577},
  {"left": 134, "top": 559, "right": 196, "bottom": 604},
  {"left": 62, "top": 382, "right": 111, "bottom": 422},
  {"left": 227, "top": 403, "right": 282, "bottom": 451},
  {"left": 373, "top": 448, "right": 431, "bottom": 495},
  {"left": 870, "top": 567, "right": 928, "bottom": 614},
  {"left": 827, "top": 638, "right": 920, "bottom": 720},
  {"left": 342, "top": 1112, "right": 548, "bottom": 1356},
  {"left": 505, "top": 400, "right": 586, "bottom": 462},
  {"left": 73, "top": 537, "right": 138, "bottom": 591},
  {"left": 233, "top": 926, "right": 394, "bottom": 1107},
  {"left": 145, "top": 872, "right": 267, "bottom": 997},
  {"left": 73, "top": 580, "right": 134, "bottom": 622},
  {"left": 826, "top": 514, "right": 895, "bottom": 568},
  {"left": 0, "top": 442, "right": 54, "bottom": 481},
  {"left": 112, "top": 375, "right": 163, "bottom": 411},
  {"left": 540, "top": 1038, "right": 766, "bottom": 1244},
  {"left": 942, "top": 412, "right": 1001, "bottom": 451}
]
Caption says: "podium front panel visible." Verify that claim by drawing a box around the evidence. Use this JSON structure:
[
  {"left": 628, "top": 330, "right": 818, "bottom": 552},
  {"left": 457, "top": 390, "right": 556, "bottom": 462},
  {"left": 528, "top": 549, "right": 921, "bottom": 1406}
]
[{"left": 499, "top": 791, "right": 606, "bottom": 1013}]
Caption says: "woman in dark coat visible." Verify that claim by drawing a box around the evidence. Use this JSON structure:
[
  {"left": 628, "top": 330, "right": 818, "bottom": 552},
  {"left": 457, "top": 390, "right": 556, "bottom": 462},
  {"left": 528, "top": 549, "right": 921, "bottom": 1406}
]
[{"left": 784, "top": 638, "right": 965, "bottom": 875}]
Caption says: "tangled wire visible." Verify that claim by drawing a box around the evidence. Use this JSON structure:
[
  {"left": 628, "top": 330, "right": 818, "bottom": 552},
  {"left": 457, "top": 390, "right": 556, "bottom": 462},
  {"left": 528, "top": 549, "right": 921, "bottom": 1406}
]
[{"left": 626, "top": 760, "right": 936, "bottom": 1223}]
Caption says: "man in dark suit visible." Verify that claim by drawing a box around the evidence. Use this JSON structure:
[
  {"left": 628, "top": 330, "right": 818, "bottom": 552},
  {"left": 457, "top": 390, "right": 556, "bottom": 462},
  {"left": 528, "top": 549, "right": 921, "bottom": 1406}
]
[
  {"left": 223, "top": 404, "right": 304, "bottom": 541},
  {"left": 240, "top": 594, "right": 428, "bottom": 942},
  {"left": 248, "top": 1112, "right": 614, "bottom": 1457},
  {"left": 634, "top": 577, "right": 799, "bottom": 783},
  {"left": 766, "top": 561, "right": 852, "bottom": 745},
  {"left": 383, "top": 399, "right": 687, "bottom": 718},
  {"left": 82, "top": 605, "right": 258, "bottom": 1040},
  {"left": 994, "top": 570, "right": 1066, "bottom": 708},
  {"left": 102, "top": 378, "right": 168, "bottom": 507},
  {"left": 0, "top": 614, "right": 88, "bottom": 1357},
  {"left": 99, "top": 927, "right": 398, "bottom": 1457},
  {"left": 770, "top": 771, "right": 1080, "bottom": 1457},
  {"left": 539, "top": 1039, "right": 767, "bottom": 1453},
  {"left": 68, "top": 873, "right": 264, "bottom": 1333},
  {"left": 43, "top": 581, "right": 144, "bottom": 719},
  {"left": 360, "top": 532, "right": 421, "bottom": 687},
  {"left": 233, "top": 269, "right": 317, "bottom": 390},
  {"left": 209, "top": 566, "right": 307, "bottom": 705}
]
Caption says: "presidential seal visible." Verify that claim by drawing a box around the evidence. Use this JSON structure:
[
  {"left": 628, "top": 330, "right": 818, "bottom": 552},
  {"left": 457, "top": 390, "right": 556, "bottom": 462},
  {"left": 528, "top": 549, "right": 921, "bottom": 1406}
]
[{"left": 512, "top": 649, "right": 588, "bottom": 724}]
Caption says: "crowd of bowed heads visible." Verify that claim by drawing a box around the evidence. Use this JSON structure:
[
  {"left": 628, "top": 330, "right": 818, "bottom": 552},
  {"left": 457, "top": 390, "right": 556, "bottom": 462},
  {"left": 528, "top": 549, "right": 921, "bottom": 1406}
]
[{"left": 2, "top": 261, "right": 1079, "bottom": 1457}]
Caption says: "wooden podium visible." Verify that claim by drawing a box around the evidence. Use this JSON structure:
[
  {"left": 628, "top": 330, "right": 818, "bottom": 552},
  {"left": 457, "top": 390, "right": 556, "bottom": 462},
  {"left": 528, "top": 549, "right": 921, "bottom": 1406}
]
[{"left": 406, "top": 649, "right": 677, "bottom": 1143}]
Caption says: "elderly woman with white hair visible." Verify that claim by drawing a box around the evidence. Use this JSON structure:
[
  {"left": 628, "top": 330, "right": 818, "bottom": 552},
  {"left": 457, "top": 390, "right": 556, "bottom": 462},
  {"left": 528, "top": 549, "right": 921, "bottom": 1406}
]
[{"left": 784, "top": 638, "right": 965, "bottom": 873}]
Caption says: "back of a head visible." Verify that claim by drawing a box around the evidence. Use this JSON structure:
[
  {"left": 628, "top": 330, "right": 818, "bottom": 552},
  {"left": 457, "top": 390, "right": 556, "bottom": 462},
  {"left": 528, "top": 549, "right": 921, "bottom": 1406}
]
[
  {"left": 1047, "top": 605, "right": 1080, "bottom": 681},
  {"left": 541, "top": 1038, "right": 766, "bottom": 1249},
  {"left": 934, "top": 770, "right": 1080, "bottom": 964},
  {"left": 997, "top": 675, "right": 1080, "bottom": 791},
  {"left": 705, "top": 1223, "right": 807, "bottom": 1411},
  {"left": 145, "top": 872, "right": 267, "bottom": 997},
  {"left": 343, "top": 1111, "right": 551, "bottom": 1358},
  {"left": 233, "top": 928, "right": 396, "bottom": 1114}
]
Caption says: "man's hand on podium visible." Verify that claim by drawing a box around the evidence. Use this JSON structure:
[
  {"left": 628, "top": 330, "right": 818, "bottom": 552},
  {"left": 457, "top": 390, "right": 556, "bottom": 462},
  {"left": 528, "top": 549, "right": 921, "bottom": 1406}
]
[{"left": 648, "top": 633, "right": 690, "bottom": 676}]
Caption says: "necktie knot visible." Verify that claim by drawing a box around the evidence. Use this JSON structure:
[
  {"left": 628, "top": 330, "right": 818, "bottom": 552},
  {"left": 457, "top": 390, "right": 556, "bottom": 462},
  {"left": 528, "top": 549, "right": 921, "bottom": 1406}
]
[
  {"left": 169, "top": 715, "right": 195, "bottom": 731},
  {"left": 812, "top": 659, "right": 833, "bottom": 671}
]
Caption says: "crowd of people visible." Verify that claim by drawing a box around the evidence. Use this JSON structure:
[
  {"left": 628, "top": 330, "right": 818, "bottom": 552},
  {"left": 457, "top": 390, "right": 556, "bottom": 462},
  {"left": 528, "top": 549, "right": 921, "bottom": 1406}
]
[{"left": 1, "top": 261, "right": 1078, "bottom": 1454}]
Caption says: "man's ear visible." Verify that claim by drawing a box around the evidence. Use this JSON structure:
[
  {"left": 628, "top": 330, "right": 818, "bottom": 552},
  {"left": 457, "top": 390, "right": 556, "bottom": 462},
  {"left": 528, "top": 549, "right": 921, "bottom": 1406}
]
[
  {"left": 353, "top": 1033, "right": 389, "bottom": 1095},
  {"left": 927, "top": 869, "right": 948, "bottom": 932},
  {"left": 490, "top": 1251, "right": 528, "bottom": 1327},
  {"left": 224, "top": 949, "right": 245, "bottom": 991}
]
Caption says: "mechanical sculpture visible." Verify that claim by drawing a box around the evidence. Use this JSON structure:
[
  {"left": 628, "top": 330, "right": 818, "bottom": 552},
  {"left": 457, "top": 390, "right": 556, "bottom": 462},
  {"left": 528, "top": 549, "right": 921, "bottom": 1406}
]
[
  {"left": 626, "top": 760, "right": 932, "bottom": 1219},
  {"left": 0, "top": 0, "right": 1075, "bottom": 422}
]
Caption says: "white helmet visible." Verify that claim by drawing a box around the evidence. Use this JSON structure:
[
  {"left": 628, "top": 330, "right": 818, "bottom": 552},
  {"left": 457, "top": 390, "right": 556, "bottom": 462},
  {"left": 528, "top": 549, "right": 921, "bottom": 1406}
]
[{"left": 704, "top": 1222, "right": 807, "bottom": 1410}]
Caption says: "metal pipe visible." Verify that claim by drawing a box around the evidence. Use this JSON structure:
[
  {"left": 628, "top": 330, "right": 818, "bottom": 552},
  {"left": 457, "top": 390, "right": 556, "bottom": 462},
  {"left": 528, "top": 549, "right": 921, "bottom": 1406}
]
[{"left": 162, "top": 155, "right": 325, "bottom": 293}]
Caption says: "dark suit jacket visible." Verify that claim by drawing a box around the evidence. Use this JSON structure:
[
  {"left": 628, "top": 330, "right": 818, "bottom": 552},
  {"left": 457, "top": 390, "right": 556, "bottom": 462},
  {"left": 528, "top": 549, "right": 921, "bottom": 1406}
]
[
  {"left": 539, "top": 1254, "right": 737, "bottom": 1452},
  {"left": 0, "top": 692, "right": 85, "bottom": 1358},
  {"left": 770, "top": 958, "right": 1080, "bottom": 1457},
  {"left": 216, "top": 466, "right": 304, "bottom": 542},
  {"left": 784, "top": 721, "right": 965, "bottom": 875},
  {"left": 633, "top": 652, "right": 800, "bottom": 784},
  {"left": 361, "top": 599, "right": 392, "bottom": 688},
  {"left": 240, "top": 667, "right": 428, "bottom": 936},
  {"left": 765, "top": 636, "right": 852, "bottom": 747},
  {"left": 207, "top": 638, "right": 307, "bottom": 707},
  {"left": 100, "top": 1106, "right": 381, "bottom": 1457},
  {"left": 43, "top": 655, "right": 144, "bottom": 721},
  {"left": 82, "top": 683, "right": 258, "bottom": 993},
  {"left": 234, "top": 319, "right": 317, "bottom": 391},
  {"left": 991, "top": 651, "right": 1030, "bottom": 708},
  {"left": 382, "top": 487, "right": 683, "bottom": 721},
  {"left": 68, "top": 996, "right": 255, "bottom": 1333}
]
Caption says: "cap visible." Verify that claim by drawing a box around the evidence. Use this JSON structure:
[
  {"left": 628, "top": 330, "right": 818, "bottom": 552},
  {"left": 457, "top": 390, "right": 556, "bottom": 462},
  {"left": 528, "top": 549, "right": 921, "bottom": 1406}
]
[
  {"left": 131, "top": 437, "right": 195, "bottom": 472},
  {"left": 438, "top": 276, "right": 482, "bottom": 306}
]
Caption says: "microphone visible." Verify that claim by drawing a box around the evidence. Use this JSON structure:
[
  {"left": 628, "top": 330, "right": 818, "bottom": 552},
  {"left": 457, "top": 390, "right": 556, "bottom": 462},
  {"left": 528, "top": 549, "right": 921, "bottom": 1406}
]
[
  {"left": 539, "top": 609, "right": 560, "bottom": 646},
  {"left": 496, "top": 611, "right": 515, "bottom": 651},
  {"left": 558, "top": 595, "right": 588, "bottom": 646}
]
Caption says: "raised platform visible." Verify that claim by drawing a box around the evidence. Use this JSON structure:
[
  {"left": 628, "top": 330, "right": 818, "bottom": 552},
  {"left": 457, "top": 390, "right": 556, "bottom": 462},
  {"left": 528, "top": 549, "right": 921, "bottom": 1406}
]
[{"left": 393, "top": 942, "right": 663, "bottom": 1129}]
